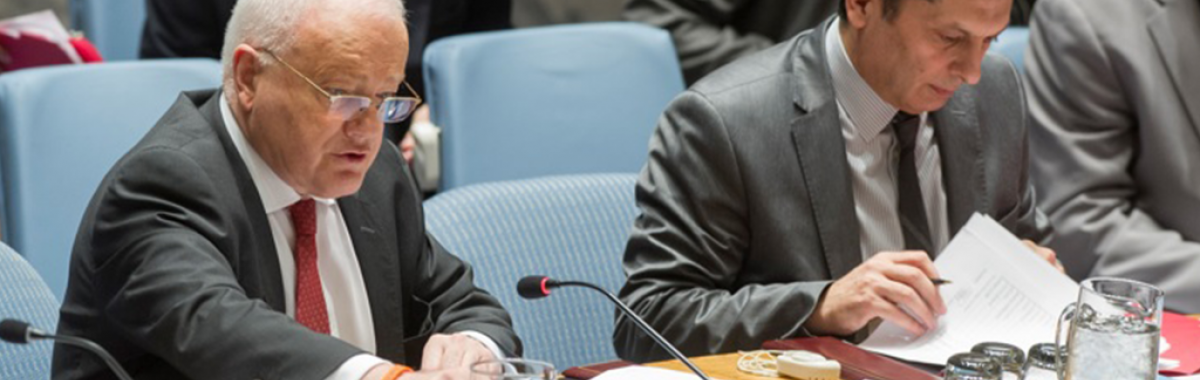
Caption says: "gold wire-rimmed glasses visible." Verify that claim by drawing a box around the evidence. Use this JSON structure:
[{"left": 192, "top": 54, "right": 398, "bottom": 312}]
[{"left": 261, "top": 49, "right": 421, "bottom": 123}]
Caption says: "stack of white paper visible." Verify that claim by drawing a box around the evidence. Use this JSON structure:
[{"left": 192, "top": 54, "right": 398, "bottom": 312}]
[{"left": 859, "top": 213, "right": 1078, "bottom": 365}]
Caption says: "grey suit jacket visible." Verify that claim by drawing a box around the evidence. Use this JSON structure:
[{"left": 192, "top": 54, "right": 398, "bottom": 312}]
[
  {"left": 615, "top": 18, "right": 1051, "bottom": 362},
  {"left": 1026, "top": 0, "right": 1200, "bottom": 313},
  {"left": 52, "top": 90, "right": 520, "bottom": 379}
]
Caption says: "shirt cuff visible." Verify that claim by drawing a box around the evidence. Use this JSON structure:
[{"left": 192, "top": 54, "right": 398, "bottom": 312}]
[
  {"left": 459, "top": 330, "right": 506, "bottom": 360},
  {"left": 324, "top": 354, "right": 390, "bottom": 380}
]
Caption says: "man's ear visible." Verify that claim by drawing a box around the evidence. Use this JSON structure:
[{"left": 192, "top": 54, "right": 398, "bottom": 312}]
[
  {"left": 232, "top": 44, "right": 263, "bottom": 113},
  {"left": 844, "top": 0, "right": 876, "bottom": 29}
]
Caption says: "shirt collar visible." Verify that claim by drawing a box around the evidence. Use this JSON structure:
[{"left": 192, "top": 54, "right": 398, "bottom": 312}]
[
  {"left": 825, "top": 18, "right": 906, "bottom": 143},
  {"left": 220, "top": 95, "right": 336, "bottom": 213}
]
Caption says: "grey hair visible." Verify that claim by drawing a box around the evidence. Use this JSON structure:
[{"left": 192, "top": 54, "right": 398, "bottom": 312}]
[{"left": 220, "top": 0, "right": 406, "bottom": 96}]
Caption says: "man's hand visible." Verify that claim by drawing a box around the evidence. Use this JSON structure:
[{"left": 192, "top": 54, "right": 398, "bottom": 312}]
[
  {"left": 420, "top": 333, "right": 494, "bottom": 371},
  {"left": 1022, "top": 240, "right": 1065, "bottom": 273},
  {"left": 400, "top": 131, "right": 416, "bottom": 163},
  {"left": 398, "top": 105, "right": 431, "bottom": 163},
  {"left": 804, "top": 251, "right": 947, "bottom": 336}
]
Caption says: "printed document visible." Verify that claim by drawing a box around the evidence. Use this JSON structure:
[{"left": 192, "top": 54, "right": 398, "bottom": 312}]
[{"left": 859, "top": 213, "right": 1078, "bottom": 365}]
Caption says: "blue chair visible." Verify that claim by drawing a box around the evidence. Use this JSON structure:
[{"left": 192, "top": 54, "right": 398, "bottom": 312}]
[
  {"left": 423, "top": 22, "right": 684, "bottom": 190},
  {"left": 991, "top": 26, "right": 1031, "bottom": 73},
  {"left": 0, "top": 59, "right": 223, "bottom": 299},
  {"left": 69, "top": 0, "right": 147, "bottom": 61},
  {"left": 423, "top": 173, "right": 638, "bottom": 369},
  {"left": 0, "top": 241, "right": 60, "bottom": 380}
]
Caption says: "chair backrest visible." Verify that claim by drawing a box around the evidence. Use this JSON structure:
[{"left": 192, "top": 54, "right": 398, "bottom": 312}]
[
  {"left": 69, "top": 0, "right": 147, "bottom": 61},
  {"left": 0, "top": 59, "right": 223, "bottom": 299},
  {"left": 0, "top": 241, "right": 61, "bottom": 380},
  {"left": 423, "top": 173, "right": 639, "bottom": 369},
  {"left": 991, "top": 26, "right": 1031, "bottom": 73},
  {"left": 423, "top": 22, "right": 684, "bottom": 190}
]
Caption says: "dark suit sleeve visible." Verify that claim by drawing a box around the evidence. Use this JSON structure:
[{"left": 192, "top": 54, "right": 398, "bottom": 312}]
[
  {"left": 462, "top": 0, "right": 513, "bottom": 32},
  {"left": 615, "top": 91, "right": 830, "bottom": 362},
  {"left": 411, "top": 234, "right": 521, "bottom": 358},
  {"left": 86, "top": 148, "right": 361, "bottom": 380},
  {"left": 624, "top": 0, "right": 776, "bottom": 84},
  {"left": 139, "top": 0, "right": 235, "bottom": 59},
  {"left": 386, "top": 141, "right": 521, "bottom": 359}
]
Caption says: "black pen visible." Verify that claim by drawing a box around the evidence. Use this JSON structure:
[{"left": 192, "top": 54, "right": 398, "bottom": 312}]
[{"left": 932, "top": 278, "right": 952, "bottom": 286}]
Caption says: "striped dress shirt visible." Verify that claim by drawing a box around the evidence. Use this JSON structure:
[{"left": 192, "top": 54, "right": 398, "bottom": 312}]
[{"left": 824, "top": 18, "right": 951, "bottom": 260}]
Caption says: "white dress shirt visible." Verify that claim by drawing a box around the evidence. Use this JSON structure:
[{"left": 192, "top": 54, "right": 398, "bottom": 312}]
[
  {"left": 824, "top": 19, "right": 951, "bottom": 260},
  {"left": 220, "top": 97, "right": 502, "bottom": 379}
]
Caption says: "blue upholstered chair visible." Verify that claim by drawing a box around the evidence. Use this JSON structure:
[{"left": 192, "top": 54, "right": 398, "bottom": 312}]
[
  {"left": 0, "top": 241, "right": 60, "bottom": 380},
  {"left": 991, "top": 26, "right": 1031, "bottom": 73},
  {"left": 423, "top": 173, "right": 639, "bottom": 369},
  {"left": 69, "top": 0, "right": 147, "bottom": 61},
  {"left": 0, "top": 59, "right": 223, "bottom": 299},
  {"left": 423, "top": 23, "right": 684, "bottom": 190}
]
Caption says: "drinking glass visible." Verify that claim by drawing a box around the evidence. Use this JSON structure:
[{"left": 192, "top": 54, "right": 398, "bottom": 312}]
[
  {"left": 972, "top": 342, "right": 1025, "bottom": 380},
  {"left": 945, "top": 353, "right": 1002, "bottom": 380},
  {"left": 470, "top": 358, "right": 556, "bottom": 380},
  {"left": 1054, "top": 277, "right": 1164, "bottom": 380},
  {"left": 1019, "top": 343, "right": 1059, "bottom": 380}
]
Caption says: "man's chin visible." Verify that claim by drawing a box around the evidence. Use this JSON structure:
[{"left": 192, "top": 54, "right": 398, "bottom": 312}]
[{"left": 310, "top": 178, "right": 366, "bottom": 199}]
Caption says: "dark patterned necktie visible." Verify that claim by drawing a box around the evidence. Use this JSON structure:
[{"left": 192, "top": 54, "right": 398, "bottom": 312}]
[{"left": 891, "top": 112, "right": 934, "bottom": 254}]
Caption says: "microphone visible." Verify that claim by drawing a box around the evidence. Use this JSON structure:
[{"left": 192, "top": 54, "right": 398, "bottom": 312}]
[
  {"left": 1, "top": 319, "right": 133, "bottom": 380},
  {"left": 517, "top": 276, "right": 713, "bottom": 380}
]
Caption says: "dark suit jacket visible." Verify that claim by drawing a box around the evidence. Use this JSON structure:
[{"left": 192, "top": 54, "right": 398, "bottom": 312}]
[
  {"left": 624, "top": 0, "right": 1038, "bottom": 86},
  {"left": 52, "top": 90, "right": 520, "bottom": 380},
  {"left": 614, "top": 17, "right": 1051, "bottom": 362}
]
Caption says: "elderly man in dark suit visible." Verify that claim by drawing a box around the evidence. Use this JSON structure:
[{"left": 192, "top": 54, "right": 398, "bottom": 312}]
[
  {"left": 52, "top": 0, "right": 519, "bottom": 379},
  {"left": 616, "top": 0, "right": 1062, "bottom": 361}
]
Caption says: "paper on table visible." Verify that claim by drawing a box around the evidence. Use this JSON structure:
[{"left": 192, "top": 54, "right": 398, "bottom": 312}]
[
  {"left": 858, "top": 213, "right": 1078, "bottom": 365},
  {"left": 591, "top": 366, "right": 713, "bottom": 380}
]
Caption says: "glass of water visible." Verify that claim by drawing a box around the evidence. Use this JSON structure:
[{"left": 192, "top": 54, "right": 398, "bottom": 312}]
[
  {"left": 1055, "top": 277, "right": 1164, "bottom": 380},
  {"left": 972, "top": 342, "right": 1025, "bottom": 380},
  {"left": 945, "top": 353, "right": 1002, "bottom": 380},
  {"left": 470, "top": 358, "right": 556, "bottom": 380},
  {"left": 1020, "top": 343, "right": 1060, "bottom": 380}
]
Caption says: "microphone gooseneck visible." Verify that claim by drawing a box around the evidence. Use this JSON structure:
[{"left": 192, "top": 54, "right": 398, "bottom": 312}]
[
  {"left": 516, "top": 276, "right": 713, "bottom": 380},
  {"left": 1, "top": 318, "right": 134, "bottom": 380}
]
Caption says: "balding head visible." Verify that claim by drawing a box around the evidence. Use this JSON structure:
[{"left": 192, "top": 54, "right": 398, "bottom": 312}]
[
  {"left": 221, "top": 0, "right": 406, "bottom": 94},
  {"left": 222, "top": 0, "right": 410, "bottom": 198}
]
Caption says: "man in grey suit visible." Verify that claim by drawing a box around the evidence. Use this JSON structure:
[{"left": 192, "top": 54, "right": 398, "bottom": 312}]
[
  {"left": 1026, "top": 0, "right": 1200, "bottom": 313},
  {"left": 616, "top": 0, "right": 1062, "bottom": 361},
  {"left": 53, "top": 0, "right": 518, "bottom": 379}
]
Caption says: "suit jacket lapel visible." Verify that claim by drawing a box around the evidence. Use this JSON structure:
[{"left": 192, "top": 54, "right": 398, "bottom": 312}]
[
  {"left": 933, "top": 85, "right": 983, "bottom": 234},
  {"left": 790, "top": 19, "right": 862, "bottom": 279},
  {"left": 338, "top": 195, "right": 405, "bottom": 359},
  {"left": 1148, "top": 0, "right": 1200, "bottom": 136},
  {"left": 199, "top": 91, "right": 288, "bottom": 311}
]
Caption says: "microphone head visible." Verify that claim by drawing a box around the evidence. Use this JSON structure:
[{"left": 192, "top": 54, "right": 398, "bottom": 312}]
[
  {"left": 517, "top": 276, "right": 553, "bottom": 299},
  {"left": 0, "top": 319, "right": 32, "bottom": 344}
]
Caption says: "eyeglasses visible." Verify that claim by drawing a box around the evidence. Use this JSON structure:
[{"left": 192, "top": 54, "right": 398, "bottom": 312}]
[{"left": 262, "top": 49, "right": 421, "bottom": 123}]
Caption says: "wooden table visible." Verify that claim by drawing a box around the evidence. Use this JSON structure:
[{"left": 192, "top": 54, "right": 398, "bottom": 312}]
[
  {"left": 631, "top": 315, "right": 1200, "bottom": 380},
  {"left": 646, "top": 353, "right": 794, "bottom": 380}
]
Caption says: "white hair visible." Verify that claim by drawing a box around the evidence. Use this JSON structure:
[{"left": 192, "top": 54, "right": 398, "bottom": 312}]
[{"left": 220, "top": 0, "right": 407, "bottom": 95}]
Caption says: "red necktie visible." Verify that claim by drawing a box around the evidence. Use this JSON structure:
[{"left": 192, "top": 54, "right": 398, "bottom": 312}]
[{"left": 289, "top": 199, "right": 330, "bottom": 334}]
